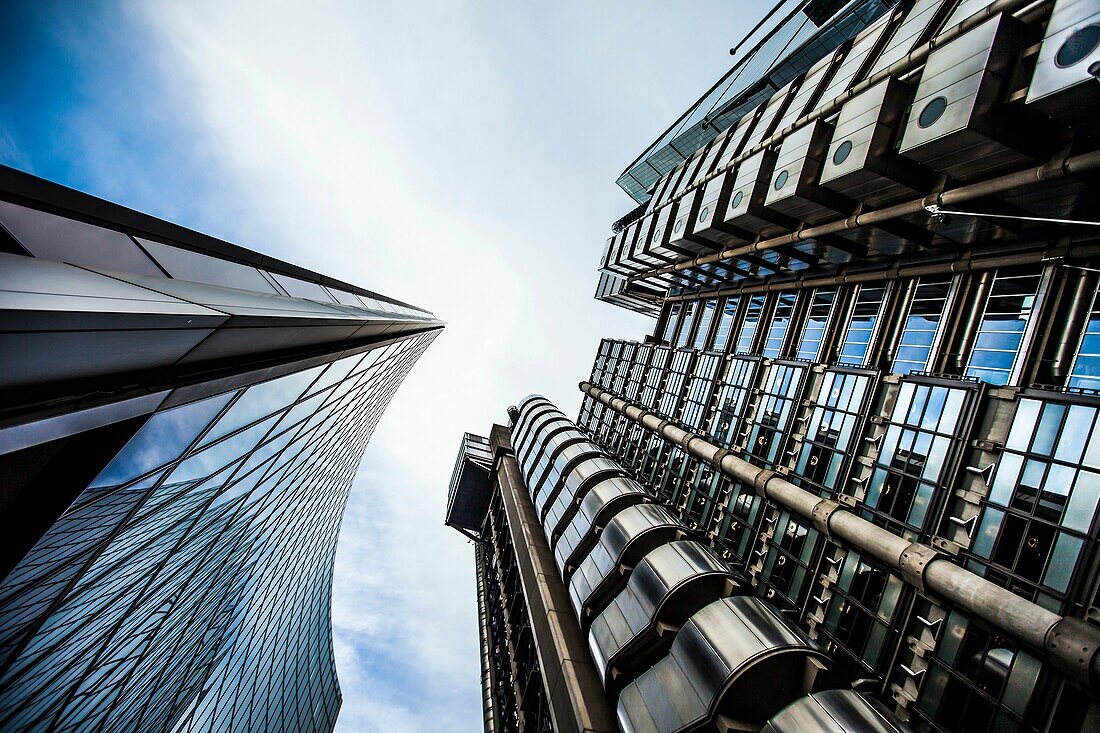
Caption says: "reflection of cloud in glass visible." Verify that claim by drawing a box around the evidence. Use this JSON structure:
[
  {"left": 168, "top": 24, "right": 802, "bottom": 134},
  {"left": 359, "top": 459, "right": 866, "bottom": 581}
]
[
  {"left": 199, "top": 365, "right": 325, "bottom": 446},
  {"left": 89, "top": 391, "right": 236, "bottom": 489},
  {"left": 170, "top": 415, "right": 280, "bottom": 485}
]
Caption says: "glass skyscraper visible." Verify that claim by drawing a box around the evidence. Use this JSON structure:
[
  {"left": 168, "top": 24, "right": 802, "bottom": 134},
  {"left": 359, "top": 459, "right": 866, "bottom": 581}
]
[
  {"left": 451, "top": 1, "right": 1100, "bottom": 731},
  {"left": 0, "top": 165, "right": 442, "bottom": 731}
]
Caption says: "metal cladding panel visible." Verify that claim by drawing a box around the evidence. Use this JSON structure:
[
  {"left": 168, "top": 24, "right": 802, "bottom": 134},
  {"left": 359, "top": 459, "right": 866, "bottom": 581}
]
[
  {"left": 819, "top": 76, "right": 924, "bottom": 205},
  {"left": 775, "top": 50, "right": 844, "bottom": 133},
  {"left": 588, "top": 540, "right": 738, "bottom": 687},
  {"left": 671, "top": 148, "right": 710, "bottom": 199},
  {"left": 760, "top": 690, "right": 914, "bottom": 733},
  {"left": 763, "top": 118, "right": 844, "bottom": 224},
  {"left": 647, "top": 201, "right": 685, "bottom": 259},
  {"left": 1026, "top": 0, "right": 1100, "bottom": 113},
  {"left": 898, "top": 13, "right": 1026, "bottom": 180},
  {"left": 692, "top": 172, "right": 739, "bottom": 247},
  {"left": 744, "top": 82, "right": 799, "bottom": 151},
  {"left": 723, "top": 149, "right": 783, "bottom": 234},
  {"left": 667, "top": 187, "right": 714, "bottom": 256},
  {"left": 698, "top": 128, "right": 735, "bottom": 180},
  {"left": 625, "top": 216, "right": 665, "bottom": 269},
  {"left": 815, "top": 11, "right": 896, "bottom": 112},
  {"left": 715, "top": 111, "right": 763, "bottom": 171},
  {"left": 616, "top": 595, "right": 835, "bottom": 733},
  {"left": 867, "top": 0, "right": 949, "bottom": 77},
  {"left": 572, "top": 502, "right": 684, "bottom": 621},
  {"left": 554, "top": 477, "right": 647, "bottom": 575}
]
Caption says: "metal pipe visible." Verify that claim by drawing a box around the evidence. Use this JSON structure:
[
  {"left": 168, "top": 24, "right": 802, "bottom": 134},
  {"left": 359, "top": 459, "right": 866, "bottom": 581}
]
[
  {"left": 1051, "top": 270, "right": 1099, "bottom": 378},
  {"left": 631, "top": 150, "right": 1100, "bottom": 284},
  {"left": 579, "top": 380, "right": 1100, "bottom": 694}
]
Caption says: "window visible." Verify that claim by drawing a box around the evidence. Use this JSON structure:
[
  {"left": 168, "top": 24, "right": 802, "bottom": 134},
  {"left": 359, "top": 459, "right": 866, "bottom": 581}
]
[
  {"left": 712, "top": 297, "right": 740, "bottom": 353},
  {"left": 660, "top": 303, "right": 682, "bottom": 344},
  {"left": 746, "top": 363, "right": 807, "bottom": 467},
  {"left": 839, "top": 285, "right": 888, "bottom": 365},
  {"left": 658, "top": 349, "right": 693, "bottom": 419},
  {"left": 676, "top": 301, "right": 698, "bottom": 348},
  {"left": 763, "top": 292, "right": 798, "bottom": 358},
  {"left": 817, "top": 548, "right": 904, "bottom": 678},
  {"left": 793, "top": 369, "right": 874, "bottom": 496},
  {"left": 893, "top": 275, "right": 953, "bottom": 376},
  {"left": 965, "top": 268, "right": 1043, "bottom": 386},
  {"left": 1068, "top": 291, "right": 1100, "bottom": 391},
  {"left": 759, "top": 510, "right": 819, "bottom": 611},
  {"left": 796, "top": 287, "right": 838, "bottom": 361},
  {"left": 681, "top": 354, "right": 721, "bottom": 430},
  {"left": 707, "top": 357, "right": 760, "bottom": 450},
  {"left": 906, "top": 603, "right": 1040, "bottom": 733},
  {"left": 736, "top": 295, "right": 767, "bottom": 353},
  {"left": 693, "top": 299, "right": 718, "bottom": 350},
  {"left": 968, "top": 396, "right": 1100, "bottom": 611},
  {"left": 859, "top": 379, "right": 976, "bottom": 535}
]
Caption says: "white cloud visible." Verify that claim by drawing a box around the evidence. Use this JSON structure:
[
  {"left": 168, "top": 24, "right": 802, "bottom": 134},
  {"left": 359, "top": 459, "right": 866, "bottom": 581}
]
[{"left": 113, "top": 1, "right": 747, "bottom": 730}]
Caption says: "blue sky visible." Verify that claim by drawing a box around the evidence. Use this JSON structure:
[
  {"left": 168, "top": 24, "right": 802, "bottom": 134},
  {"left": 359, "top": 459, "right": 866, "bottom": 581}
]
[{"left": 1, "top": 2, "right": 765, "bottom": 730}]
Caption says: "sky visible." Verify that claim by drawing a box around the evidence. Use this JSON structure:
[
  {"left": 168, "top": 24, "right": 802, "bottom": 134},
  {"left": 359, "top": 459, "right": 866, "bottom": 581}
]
[{"left": 0, "top": 2, "right": 765, "bottom": 730}]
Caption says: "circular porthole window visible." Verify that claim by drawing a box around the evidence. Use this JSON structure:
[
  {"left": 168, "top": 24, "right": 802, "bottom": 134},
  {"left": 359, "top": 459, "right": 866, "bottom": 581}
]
[
  {"left": 698, "top": 206, "right": 710, "bottom": 223},
  {"left": 774, "top": 169, "right": 789, "bottom": 190},
  {"left": 653, "top": 229, "right": 662, "bottom": 242},
  {"left": 673, "top": 218, "right": 684, "bottom": 234},
  {"left": 731, "top": 190, "right": 744, "bottom": 209},
  {"left": 1056, "top": 25, "right": 1100, "bottom": 68},
  {"left": 918, "top": 96, "right": 948, "bottom": 128},
  {"left": 832, "top": 140, "right": 853, "bottom": 166}
]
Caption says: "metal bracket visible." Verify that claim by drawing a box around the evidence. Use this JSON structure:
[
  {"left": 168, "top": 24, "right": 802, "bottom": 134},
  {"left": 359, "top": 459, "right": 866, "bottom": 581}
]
[
  {"left": 811, "top": 499, "right": 843, "bottom": 538},
  {"left": 947, "top": 514, "right": 979, "bottom": 540},
  {"left": 899, "top": 543, "right": 942, "bottom": 593},
  {"left": 965, "top": 462, "right": 997, "bottom": 486}
]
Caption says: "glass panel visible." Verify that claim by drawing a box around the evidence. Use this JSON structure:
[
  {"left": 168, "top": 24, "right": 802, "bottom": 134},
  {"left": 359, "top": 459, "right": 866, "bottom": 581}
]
[
  {"left": 89, "top": 391, "right": 236, "bottom": 489},
  {"left": 796, "top": 287, "right": 837, "bottom": 361},
  {"left": 763, "top": 292, "right": 797, "bottom": 358},
  {"left": 736, "top": 295, "right": 766, "bottom": 354},
  {"left": 712, "top": 298, "right": 739, "bottom": 352},
  {"left": 693, "top": 300, "right": 718, "bottom": 350},
  {"left": 892, "top": 275, "right": 952, "bottom": 375},
  {"left": 840, "top": 285, "right": 887, "bottom": 365},
  {"left": 965, "top": 268, "right": 1043, "bottom": 386},
  {"left": 1068, "top": 290, "right": 1100, "bottom": 391}
]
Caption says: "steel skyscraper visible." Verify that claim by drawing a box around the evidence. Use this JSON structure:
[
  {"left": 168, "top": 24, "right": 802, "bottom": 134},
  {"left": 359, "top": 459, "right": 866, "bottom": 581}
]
[
  {"left": 0, "top": 165, "right": 442, "bottom": 731},
  {"left": 449, "top": 0, "right": 1100, "bottom": 731}
]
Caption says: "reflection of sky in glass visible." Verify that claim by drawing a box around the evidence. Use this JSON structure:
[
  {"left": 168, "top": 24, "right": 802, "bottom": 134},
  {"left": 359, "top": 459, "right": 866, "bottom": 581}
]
[
  {"left": 89, "top": 391, "right": 235, "bottom": 489},
  {"left": 199, "top": 365, "right": 325, "bottom": 446},
  {"left": 170, "top": 415, "right": 280, "bottom": 485}
]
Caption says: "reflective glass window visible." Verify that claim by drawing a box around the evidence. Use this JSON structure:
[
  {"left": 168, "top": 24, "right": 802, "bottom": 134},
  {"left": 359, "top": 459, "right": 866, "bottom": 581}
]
[
  {"left": 893, "top": 275, "right": 952, "bottom": 376},
  {"left": 817, "top": 548, "right": 904, "bottom": 678},
  {"left": 762, "top": 292, "right": 798, "bottom": 358},
  {"left": 712, "top": 297, "right": 740, "bottom": 353},
  {"left": 796, "top": 287, "right": 837, "bottom": 362},
  {"left": 661, "top": 303, "right": 682, "bottom": 344},
  {"left": 965, "top": 268, "right": 1043, "bottom": 386},
  {"left": 970, "top": 396, "right": 1100, "bottom": 610},
  {"left": 1068, "top": 291, "right": 1100, "bottom": 391},
  {"left": 793, "top": 369, "right": 873, "bottom": 496},
  {"left": 693, "top": 299, "right": 718, "bottom": 350},
  {"left": 736, "top": 294, "right": 767, "bottom": 353},
  {"left": 860, "top": 379, "right": 976, "bottom": 534},
  {"left": 906, "top": 602, "right": 1038, "bottom": 733},
  {"left": 839, "top": 285, "right": 887, "bottom": 365},
  {"left": 676, "top": 301, "right": 698, "bottom": 348}
]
